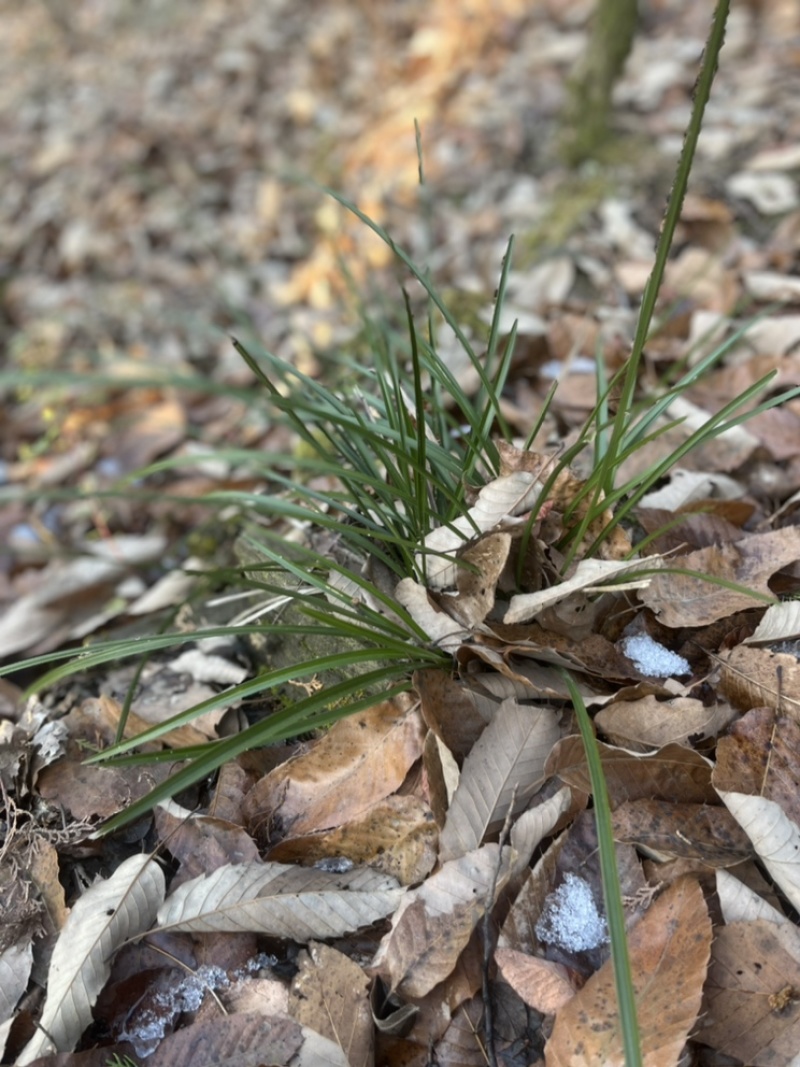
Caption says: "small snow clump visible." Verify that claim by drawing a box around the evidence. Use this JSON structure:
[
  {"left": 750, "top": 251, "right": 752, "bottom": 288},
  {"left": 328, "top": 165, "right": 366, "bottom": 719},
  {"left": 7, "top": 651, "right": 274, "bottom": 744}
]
[
  {"left": 622, "top": 634, "right": 690, "bottom": 677},
  {"left": 535, "top": 872, "right": 608, "bottom": 952}
]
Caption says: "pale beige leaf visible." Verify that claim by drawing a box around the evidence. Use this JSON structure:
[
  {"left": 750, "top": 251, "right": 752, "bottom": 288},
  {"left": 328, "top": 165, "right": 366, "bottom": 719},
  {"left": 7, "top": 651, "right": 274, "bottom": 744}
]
[
  {"left": 371, "top": 844, "right": 512, "bottom": 998},
  {"left": 289, "top": 943, "right": 373, "bottom": 1067},
  {"left": 394, "top": 578, "right": 466, "bottom": 652},
  {"left": 745, "top": 599, "right": 800, "bottom": 644},
  {"left": 639, "top": 468, "right": 743, "bottom": 510},
  {"left": 156, "top": 861, "right": 403, "bottom": 939},
  {"left": 717, "top": 791, "right": 800, "bottom": 913},
  {"left": 510, "top": 787, "right": 573, "bottom": 872},
  {"left": 18, "top": 854, "right": 165, "bottom": 1065},
  {"left": 419, "top": 471, "right": 545, "bottom": 588},
  {"left": 545, "top": 877, "right": 711, "bottom": 1067},
  {"left": 716, "top": 869, "right": 794, "bottom": 928},
  {"left": 505, "top": 557, "right": 660, "bottom": 625},
  {"left": 596, "top": 695, "right": 736, "bottom": 752},
  {"left": 439, "top": 699, "right": 560, "bottom": 862}
]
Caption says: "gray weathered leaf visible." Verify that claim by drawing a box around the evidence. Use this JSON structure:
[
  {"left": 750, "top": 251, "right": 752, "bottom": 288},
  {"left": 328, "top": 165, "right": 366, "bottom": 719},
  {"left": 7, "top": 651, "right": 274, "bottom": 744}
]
[
  {"left": 156, "top": 862, "right": 404, "bottom": 939},
  {"left": 18, "top": 854, "right": 165, "bottom": 1065}
]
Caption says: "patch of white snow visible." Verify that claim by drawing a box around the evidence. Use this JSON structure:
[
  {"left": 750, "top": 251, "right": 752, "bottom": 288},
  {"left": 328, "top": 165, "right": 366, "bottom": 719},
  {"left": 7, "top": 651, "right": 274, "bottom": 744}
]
[
  {"left": 622, "top": 634, "right": 690, "bottom": 677},
  {"left": 535, "top": 872, "right": 608, "bottom": 952}
]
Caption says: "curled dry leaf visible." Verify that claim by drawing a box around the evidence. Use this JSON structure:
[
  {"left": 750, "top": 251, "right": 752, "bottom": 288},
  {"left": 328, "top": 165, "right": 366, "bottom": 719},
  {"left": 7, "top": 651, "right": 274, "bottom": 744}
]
[
  {"left": 371, "top": 843, "right": 512, "bottom": 999},
  {"left": 545, "top": 877, "right": 712, "bottom": 1067},
  {"left": 504, "top": 557, "right": 660, "bottom": 625},
  {"left": 418, "top": 471, "right": 545, "bottom": 589},
  {"left": 17, "top": 854, "right": 165, "bottom": 1065},
  {"left": 395, "top": 577, "right": 467, "bottom": 653},
  {"left": 716, "top": 869, "right": 797, "bottom": 929},
  {"left": 445, "top": 530, "right": 512, "bottom": 628},
  {"left": 439, "top": 698, "right": 560, "bottom": 862},
  {"left": 716, "top": 791, "right": 800, "bottom": 913},
  {"left": 744, "top": 598, "right": 800, "bottom": 644},
  {"left": 156, "top": 861, "right": 404, "bottom": 940}
]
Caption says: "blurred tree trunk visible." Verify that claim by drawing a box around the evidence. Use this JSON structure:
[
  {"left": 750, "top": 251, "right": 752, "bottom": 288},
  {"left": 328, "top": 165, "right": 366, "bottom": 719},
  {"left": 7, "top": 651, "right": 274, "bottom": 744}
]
[{"left": 560, "top": 0, "right": 639, "bottom": 166}]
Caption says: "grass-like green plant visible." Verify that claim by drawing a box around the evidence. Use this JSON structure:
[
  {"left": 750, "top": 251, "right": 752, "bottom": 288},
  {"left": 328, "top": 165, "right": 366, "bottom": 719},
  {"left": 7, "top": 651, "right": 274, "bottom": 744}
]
[{"left": 2, "top": 0, "right": 794, "bottom": 1061}]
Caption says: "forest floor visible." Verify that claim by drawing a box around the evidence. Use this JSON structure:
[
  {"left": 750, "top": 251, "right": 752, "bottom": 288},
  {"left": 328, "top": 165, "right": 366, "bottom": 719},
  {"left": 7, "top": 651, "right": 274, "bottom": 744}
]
[{"left": 3, "top": 1, "right": 800, "bottom": 1065}]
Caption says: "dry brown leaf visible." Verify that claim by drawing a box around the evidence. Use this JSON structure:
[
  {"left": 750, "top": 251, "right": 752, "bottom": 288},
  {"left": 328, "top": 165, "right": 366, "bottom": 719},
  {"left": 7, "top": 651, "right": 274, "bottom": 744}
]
[
  {"left": 289, "top": 943, "right": 373, "bottom": 1067},
  {"left": 18, "top": 854, "right": 166, "bottom": 1065},
  {"left": 640, "top": 528, "right": 800, "bottom": 628},
  {"left": 266, "top": 795, "right": 438, "bottom": 886},
  {"left": 156, "top": 861, "right": 403, "bottom": 940},
  {"left": 371, "top": 843, "right": 512, "bottom": 999},
  {"left": 433, "top": 995, "right": 487, "bottom": 1066},
  {"left": 699, "top": 920, "right": 800, "bottom": 1066},
  {"left": 439, "top": 698, "right": 560, "bottom": 861},
  {"left": 717, "top": 645, "right": 800, "bottom": 722},
  {"left": 546, "top": 736, "right": 717, "bottom": 807},
  {"left": 545, "top": 878, "right": 712, "bottom": 1067},
  {"left": 242, "top": 695, "right": 424, "bottom": 844},
  {"left": 154, "top": 801, "right": 260, "bottom": 883},
  {"left": 595, "top": 694, "right": 736, "bottom": 752},
  {"left": 416, "top": 668, "right": 492, "bottom": 761},
  {"left": 612, "top": 798, "right": 753, "bottom": 866},
  {"left": 713, "top": 706, "right": 800, "bottom": 828},
  {"left": 144, "top": 1011, "right": 346, "bottom": 1067},
  {"left": 495, "top": 948, "right": 579, "bottom": 1015}
]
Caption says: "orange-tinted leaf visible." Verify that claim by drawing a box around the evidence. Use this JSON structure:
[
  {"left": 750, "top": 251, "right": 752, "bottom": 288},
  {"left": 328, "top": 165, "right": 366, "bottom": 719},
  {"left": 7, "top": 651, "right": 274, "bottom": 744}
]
[
  {"left": 243, "top": 695, "right": 424, "bottom": 844},
  {"left": 496, "top": 948, "right": 579, "bottom": 1015},
  {"left": 545, "top": 877, "right": 711, "bottom": 1067}
]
